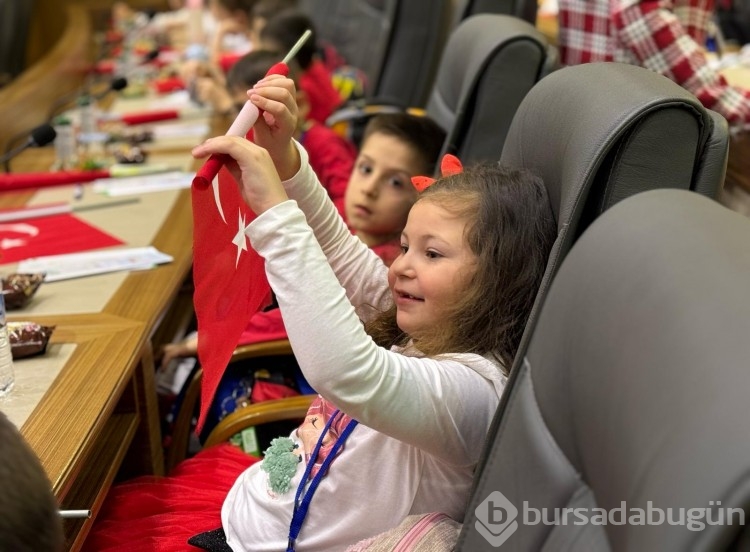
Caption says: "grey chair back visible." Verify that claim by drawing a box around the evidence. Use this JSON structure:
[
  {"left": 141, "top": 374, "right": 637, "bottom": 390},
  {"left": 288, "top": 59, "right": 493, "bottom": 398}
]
[
  {"left": 425, "top": 14, "right": 554, "bottom": 165},
  {"left": 452, "top": 0, "right": 538, "bottom": 27},
  {"left": 458, "top": 189, "right": 750, "bottom": 550},
  {"left": 501, "top": 62, "right": 728, "bottom": 362},
  {"left": 299, "top": 0, "right": 452, "bottom": 107}
]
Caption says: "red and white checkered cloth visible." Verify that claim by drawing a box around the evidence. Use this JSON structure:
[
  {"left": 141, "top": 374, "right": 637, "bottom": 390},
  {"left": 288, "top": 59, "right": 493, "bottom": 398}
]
[{"left": 558, "top": 0, "right": 750, "bottom": 127}]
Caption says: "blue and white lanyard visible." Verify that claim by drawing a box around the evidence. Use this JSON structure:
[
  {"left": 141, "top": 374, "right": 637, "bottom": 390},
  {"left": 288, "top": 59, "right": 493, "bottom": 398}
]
[{"left": 287, "top": 409, "right": 358, "bottom": 552}]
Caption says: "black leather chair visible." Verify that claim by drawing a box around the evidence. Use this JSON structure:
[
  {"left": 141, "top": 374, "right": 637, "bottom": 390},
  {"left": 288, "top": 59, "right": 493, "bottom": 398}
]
[
  {"left": 500, "top": 62, "right": 729, "bottom": 361},
  {"left": 452, "top": 0, "right": 538, "bottom": 27},
  {"left": 298, "top": 0, "right": 453, "bottom": 107},
  {"left": 425, "top": 13, "right": 554, "bottom": 165},
  {"left": 458, "top": 189, "right": 750, "bottom": 550},
  {"left": 327, "top": 13, "right": 555, "bottom": 159}
]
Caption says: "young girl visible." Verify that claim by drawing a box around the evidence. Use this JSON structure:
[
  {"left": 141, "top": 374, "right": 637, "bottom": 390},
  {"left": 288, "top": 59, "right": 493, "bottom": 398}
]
[{"left": 84, "top": 76, "right": 555, "bottom": 552}]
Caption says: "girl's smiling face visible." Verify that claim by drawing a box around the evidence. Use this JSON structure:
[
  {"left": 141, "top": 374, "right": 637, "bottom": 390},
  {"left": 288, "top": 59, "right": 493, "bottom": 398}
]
[{"left": 387, "top": 200, "right": 478, "bottom": 338}]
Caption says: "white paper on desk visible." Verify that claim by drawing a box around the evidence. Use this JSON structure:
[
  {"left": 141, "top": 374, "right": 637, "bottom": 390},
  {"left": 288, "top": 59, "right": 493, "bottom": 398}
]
[
  {"left": 92, "top": 171, "right": 194, "bottom": 196},
  {"left": 136, "top": 90, "right": 195, "bottom": 111},
  {"left": 18, "top": 246, "right": 174, "bottom": 282},
  {"left": 151, "top": 121, "right": 210, "bottom": 140}
]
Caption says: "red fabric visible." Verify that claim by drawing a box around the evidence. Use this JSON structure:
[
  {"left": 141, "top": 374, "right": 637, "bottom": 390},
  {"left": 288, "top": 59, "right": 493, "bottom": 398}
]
[
  {"left": 300, "top": 122, "right": 356, "bottom": 218},
  {"left": 152, "top": 77, "right": 186, "bottom": 94},
  {"left": 299, "top": 59, "right": 344, "bottom": 124},
  {"left": 238, "top": 308, "right": 287, "bottom": 345},
  {"left": 219, "top": 52, "right": 245, "bottom": 74},
  {"left": 0, "top": 213, "right": 124, "bottom": 264},
  {"left": 95, "top": 59, "right": 116, "bottom": 75},
  {"left": 191, "top": 165, "right": 271, "bottom": 433},
  {"left": 0, "top": 170, "right": 110, "bottom": 192},
  {"left": 120, "top": 109, "right": 180, "bottom": 125},
  {"left": 250, "top": 379, "right": 300, "bottom": 402},
  {"left": 82, "top": 443, "right": 257, "bottom": 552}
]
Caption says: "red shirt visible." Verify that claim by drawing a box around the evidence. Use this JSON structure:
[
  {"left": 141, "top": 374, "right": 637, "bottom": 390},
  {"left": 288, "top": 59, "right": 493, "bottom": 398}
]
[
  {"left": 300, "top": 122, "right": 356, "bottom": 218},
  {"left": 299, "top": 59, "right": 344, "bottom": 124},
  {"left": 558, "top": 0, "right": 750, "bottom": 127}
]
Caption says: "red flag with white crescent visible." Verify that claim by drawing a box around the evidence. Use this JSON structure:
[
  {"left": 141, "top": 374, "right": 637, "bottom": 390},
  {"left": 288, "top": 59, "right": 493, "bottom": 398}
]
[{"left": 191, "top": 166, "right": 271, "bottom": 433}]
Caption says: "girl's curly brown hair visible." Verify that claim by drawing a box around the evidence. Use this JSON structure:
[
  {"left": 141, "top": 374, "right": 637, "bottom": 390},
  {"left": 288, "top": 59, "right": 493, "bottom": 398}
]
[{"left": 365, "top": 162, "right": 556, "bottom": 372}]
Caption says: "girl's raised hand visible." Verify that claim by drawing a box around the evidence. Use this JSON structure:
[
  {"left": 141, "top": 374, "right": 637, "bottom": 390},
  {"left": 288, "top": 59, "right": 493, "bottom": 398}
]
[
  {"left": 192, "top": 136, "right": 289, "bottom": 215},
  {"left": 247, "top": 74, "right": 301, "bottom": 180}
]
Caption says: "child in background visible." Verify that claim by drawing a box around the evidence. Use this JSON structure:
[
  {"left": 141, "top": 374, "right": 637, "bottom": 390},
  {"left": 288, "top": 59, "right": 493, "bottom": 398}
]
[
  {"left": 248, "top": 0, "right": 298, "bottom": 45},
  {"left": 84, "top": 75, "right": 556, "bottom": 552},
  {"left": 0, "top": 412, "right": 63, "bottom": 552},
  {"left": 207, "top": 0, "right": 256, "bottom": 71},
  {"left": 345, "top": 113, "right": 445, "bottom": 266},
  {"left": 259, "top": 9, "right": 343, "bottom": 124}
]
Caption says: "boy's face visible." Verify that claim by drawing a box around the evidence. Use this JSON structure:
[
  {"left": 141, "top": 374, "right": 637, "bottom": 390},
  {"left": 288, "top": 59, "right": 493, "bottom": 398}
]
[{"left": 344, "top": 133, "right": 422, "bottom": 247}]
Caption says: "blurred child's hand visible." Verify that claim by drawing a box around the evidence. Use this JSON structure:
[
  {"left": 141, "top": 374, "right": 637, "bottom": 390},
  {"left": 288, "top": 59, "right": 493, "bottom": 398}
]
[
  {"left": 192, "top": 136, "right": 289, "bottom": 214},
  {"left": 195, "top": 77, "right": 234, "bottom": 114},
  {"left": 158, "top": 334, "right": 199, "bottom": 369},
  {"left": 248, "top": 74, "right": 301, "bottom": 180}
]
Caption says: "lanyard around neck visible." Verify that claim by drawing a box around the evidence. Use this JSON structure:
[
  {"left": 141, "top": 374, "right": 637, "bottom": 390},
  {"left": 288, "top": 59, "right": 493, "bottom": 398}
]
[{"left": 287, "top": 409, "right": 358, "bottom": 552}]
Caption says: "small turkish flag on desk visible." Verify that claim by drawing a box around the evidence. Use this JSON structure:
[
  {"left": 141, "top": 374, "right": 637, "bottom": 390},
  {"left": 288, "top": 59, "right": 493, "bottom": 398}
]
[{"left": 192, "top": 166, "right": 271, "bottom": 433}]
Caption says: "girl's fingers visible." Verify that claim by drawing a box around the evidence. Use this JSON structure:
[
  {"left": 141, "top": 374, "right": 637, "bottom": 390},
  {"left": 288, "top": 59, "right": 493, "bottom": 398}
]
[
  {"left": 192, "top": 135, "right": 257, "bottom": 160},
  {"left": 262, "top": 111, "right": 276, "bottom": 127},
  {"left": 254, "top": 73, "right": 290, "bottom": 86},
  {"left": 249, "top": 88, "right": 296, "bottom": 115}
]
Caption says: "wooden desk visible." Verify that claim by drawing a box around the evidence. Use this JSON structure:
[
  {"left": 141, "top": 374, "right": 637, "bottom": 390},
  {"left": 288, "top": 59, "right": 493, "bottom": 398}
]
[
  {"left": 0, "top": 101, "right": 230, "bottom": 551},
  {"left": 0, "top": 145, "right": 196, "bottom": 550},
  {"left": 0, "top": 2, "right": 226, "bottom": 547}
]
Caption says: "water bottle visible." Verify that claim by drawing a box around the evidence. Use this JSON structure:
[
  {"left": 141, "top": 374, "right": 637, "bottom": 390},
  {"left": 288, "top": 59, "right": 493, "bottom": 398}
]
[
  {"left": 52, "top": 116, "right": 76, "bottom": 170},
  {"left": 0, "top": 294, "right": 15, "bottom": 397}
]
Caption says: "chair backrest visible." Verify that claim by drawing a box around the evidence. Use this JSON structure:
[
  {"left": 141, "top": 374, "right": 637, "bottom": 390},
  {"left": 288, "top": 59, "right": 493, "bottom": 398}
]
[
  {"left": 457, "top": 189, "right": 750, "bottom": 550},
  {"left": 299, "top": 0, "right": 452, "bottom": 107},
  {"left": 425, "top": 13, "right": 554, "bottom": 166},
  {"left": 500, "top": 62, "right": 728, "bottom": 363},
  {"left": 451, "top": 0, "right": 538, "bottom": 27}
]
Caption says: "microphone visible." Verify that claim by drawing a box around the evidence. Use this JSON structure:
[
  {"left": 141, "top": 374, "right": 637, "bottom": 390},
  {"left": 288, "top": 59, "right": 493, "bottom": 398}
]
[
  {"left": 99, "top": 76, "right": 128, "bottom": 98},
  {"left": 140, "top": 49, "right": 160, "bottom": 65},
  {"left": 1, "top": 124, "right": 57, "bottom": 172},
  {"left": 47, "top": 76, "right": 128, "bottom": 120}
]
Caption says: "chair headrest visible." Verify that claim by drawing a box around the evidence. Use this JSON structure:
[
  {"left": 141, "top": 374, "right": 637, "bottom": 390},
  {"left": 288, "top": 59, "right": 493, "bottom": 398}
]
[
  {"left": 529, "top": 189, "right": 750, "bottom": 545},
  {"left": 500, "top": 62, "right": 716, "bottom": 230},
  {"left": 426, "top": 14, "right": 548, "bottom": 164},
  {"left": 428, "top": 14, "right": 546, "bottom": 122}
]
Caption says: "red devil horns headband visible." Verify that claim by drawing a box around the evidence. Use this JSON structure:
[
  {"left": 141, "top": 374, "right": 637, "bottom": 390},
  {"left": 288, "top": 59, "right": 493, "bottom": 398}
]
[{"left": 410, "top": 154, "right": 463, "bottom": 192}]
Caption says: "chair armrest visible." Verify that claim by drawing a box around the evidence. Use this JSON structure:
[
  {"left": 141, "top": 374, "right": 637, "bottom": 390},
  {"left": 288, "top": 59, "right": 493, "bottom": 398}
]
[
  {"left": 231, "top": 339, "right": 293, "bottom": 362},
  {"left": 204, "top": 394, "right": 316, "bottom": 448}
]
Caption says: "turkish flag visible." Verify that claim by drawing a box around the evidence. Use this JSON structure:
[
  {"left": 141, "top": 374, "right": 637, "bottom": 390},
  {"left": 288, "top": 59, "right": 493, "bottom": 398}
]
[
  {"left": 192, "top": 165, "right": 271, "bottom": 433},
  {"left": 0, "top": 213, "right": 124, "bottom": 264}
]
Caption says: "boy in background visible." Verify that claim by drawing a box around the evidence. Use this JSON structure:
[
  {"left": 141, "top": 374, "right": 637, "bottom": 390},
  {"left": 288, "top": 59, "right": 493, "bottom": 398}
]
[{"left": 258, "top": 9, "right": 343, "bottom": 124}]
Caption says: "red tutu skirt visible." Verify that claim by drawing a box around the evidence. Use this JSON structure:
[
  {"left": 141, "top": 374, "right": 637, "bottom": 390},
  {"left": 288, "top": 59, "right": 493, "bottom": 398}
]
[{"left": 83, "top": 444, "right": 259, "bottom": 552}]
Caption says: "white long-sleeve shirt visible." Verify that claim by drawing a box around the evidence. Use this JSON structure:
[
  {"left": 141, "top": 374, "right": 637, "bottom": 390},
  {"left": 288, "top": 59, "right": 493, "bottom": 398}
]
[{"left": 222, "top": 143, "right": 507, "bottom": 551}]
